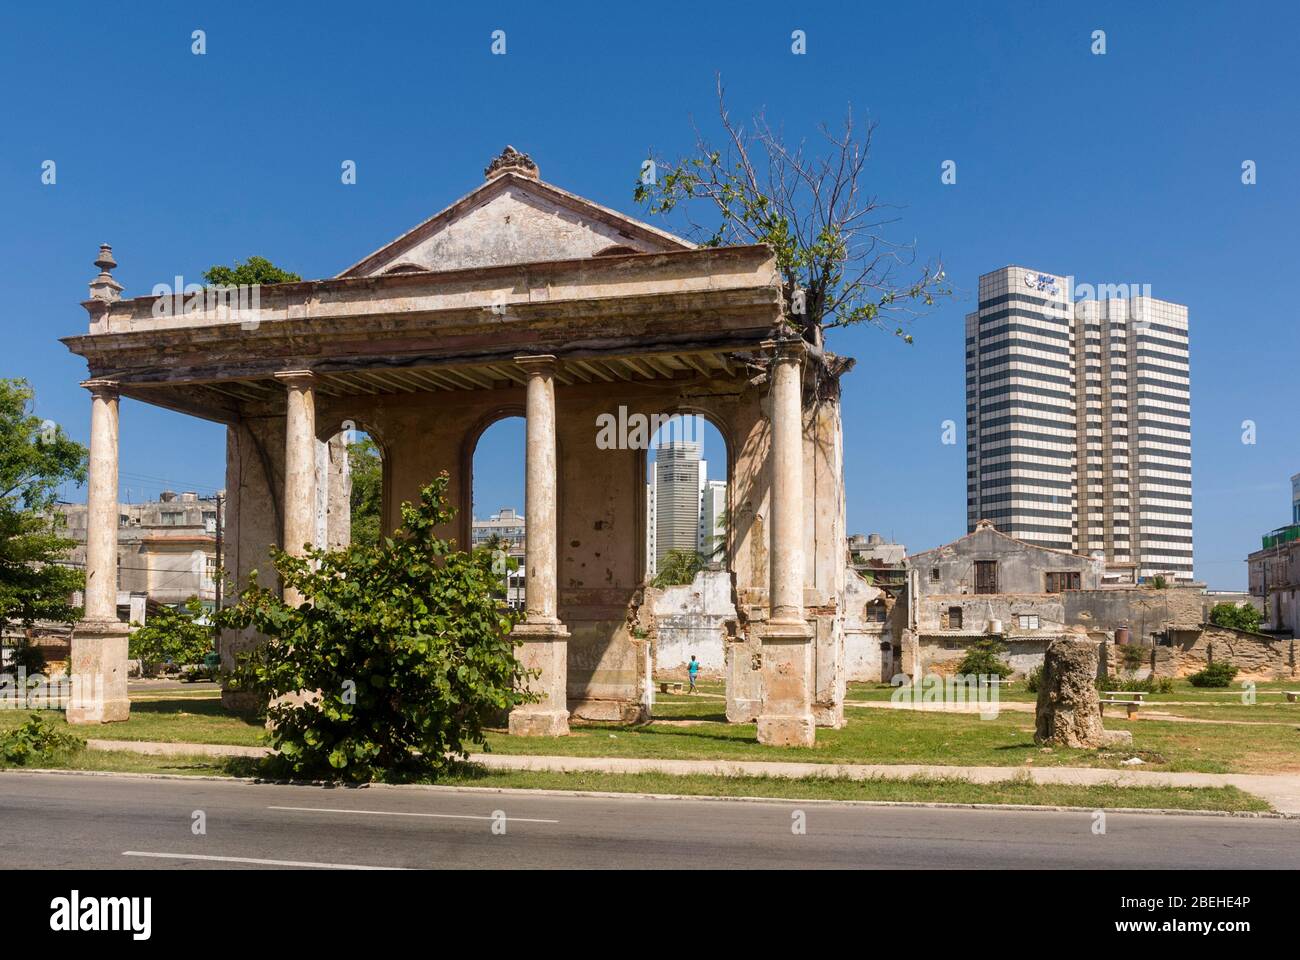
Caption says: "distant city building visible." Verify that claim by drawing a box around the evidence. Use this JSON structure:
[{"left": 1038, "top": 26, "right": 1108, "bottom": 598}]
[
  {"left": 471, "top": 507, "right": 526, "bottom": 610},
  {"left": 966, "top": 265, "right": 1192, "bottom": 582},
  {"left": 53, "top": 491, "right": 223, "bottom": 612},
  {"left": 698, "top": 479, "right": 727, "bottom": 559},
  {"left": 654, "top": 441, "right": 703, "bottom": 569},
  {"left": 848, "top": 532, "right": 907, "bottom": 591},
  {"left": 1247, "top": 473, "right": 1300, "bottom": 635}
]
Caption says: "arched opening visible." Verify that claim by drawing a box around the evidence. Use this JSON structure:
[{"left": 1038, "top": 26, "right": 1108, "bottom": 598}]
[
  {"left": 319, "top": 420, "right": 386, "bottom": 548},
  {"left": 645, "top": 412, "right": 730, "bottom": 588},
  {"left": 469, "top": 414, "right": 526, "bottom": 610}
]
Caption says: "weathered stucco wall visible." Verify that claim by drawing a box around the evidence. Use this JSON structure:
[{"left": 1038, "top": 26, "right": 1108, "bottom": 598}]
[
  {"left": 651, "top": 569, "right": 734, "bottom": 677},
  {"left": 1064, "top": 586, "right": 1204, "bottom": 638},
  {"left": 843, "top": 569, "right": 890, "bottom": 683}
]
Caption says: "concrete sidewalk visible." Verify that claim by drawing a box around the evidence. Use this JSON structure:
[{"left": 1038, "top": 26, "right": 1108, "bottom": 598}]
[{"left": 84, "top": 738, "right": 1300, "bottom": 815}]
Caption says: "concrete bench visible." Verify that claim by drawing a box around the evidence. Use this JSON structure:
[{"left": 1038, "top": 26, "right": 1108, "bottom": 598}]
[
  {"left": 1104, "top": 690, "right": 1148, "bottom": 701},
  {"left": 658, "top": 681, "right": 683, "bottom": 694},
  {"left": 1098, "top": 698, "right": 1143, "bottom": 720},
  {"left": 1286, "top": 692, "right": 1299, "bottom": 704}
]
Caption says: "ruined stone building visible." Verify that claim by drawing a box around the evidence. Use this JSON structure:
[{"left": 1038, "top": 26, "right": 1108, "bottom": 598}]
[
  {"left": 60, "top": 147, "right": 856, "bottom": 742},
  {"left": 899, "top": 520, "right": 1288, "bottom": 680}
]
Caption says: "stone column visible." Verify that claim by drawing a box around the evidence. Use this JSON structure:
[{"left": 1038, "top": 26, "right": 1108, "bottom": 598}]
[
  {"left": 276, "top": 370, "right": 317, "bottom": 607},
  {"left": 757, "top": 339, "right": 815, "bottom": 746},
  {"left": 507, "top": 355, "right": 570, "bottom": 737},
  {"left": 67, "top": 379, "right": 130, "bottom": 724}
]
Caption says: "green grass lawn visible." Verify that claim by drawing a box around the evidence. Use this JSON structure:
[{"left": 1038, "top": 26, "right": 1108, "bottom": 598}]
[
  {"left": 500, "top": 703, "right": 1300, "bottom": 774},
  {"left": 0, "top": 696, "right": 266, "bottom": 747},
  {"left": 0, "top": 750, "right": 1269, "bottom": 813},
  {"left": 2, "top": 678, "right": 1295, "bottom": 776},
  {"left": 436, "top": 768, "right": 1269, "bottom": 812}
]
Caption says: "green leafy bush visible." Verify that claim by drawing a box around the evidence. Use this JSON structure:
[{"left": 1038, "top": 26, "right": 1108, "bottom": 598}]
[
  {"left": 1118, "top": 643, "right": 1148, "bottom": 669},
  {"left": 6, "top": 638, "right": 46, "bottom": 674},
  {"left": 1101, "top": 676, "right": 1175, "bottom": 694},
  {"left": 1208, "top": 602, "right": 1263, "bottom": 633},
  {"left": 217, "top": 475, "right": 535, "bottom": 783},
  {"left": 1188, "top": 661, "right": 1238, "bottom": 688},
  {"left": 1024, "top": 664, "right": 1043, "bottom": 693},
  {"left": 0, "top": 713, "right": 84, "bottom": 765},
  {"left": 129, "top": 597, "right": 214, "bottom": 677},
  {"left": 956, "top": 638, "right": 1012, "bottom": 679}
]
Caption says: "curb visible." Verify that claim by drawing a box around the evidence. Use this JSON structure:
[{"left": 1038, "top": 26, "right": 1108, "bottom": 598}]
[{"left": 1, "top": 766, "right": 1291, "bottom": 820}]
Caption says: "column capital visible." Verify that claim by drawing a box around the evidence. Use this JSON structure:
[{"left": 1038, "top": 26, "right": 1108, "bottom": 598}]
[
  {"left": 81, "top": 378, "right": 119, "bottom": 399},
  {"left": 761, "top": 338, "right": 807, "bottom": 364},
  {"left": 514, "top": 354, "right": 559, "bottom": 376},
  {"left": 274, "top": 369, "right": 317, "bottom": 388}
]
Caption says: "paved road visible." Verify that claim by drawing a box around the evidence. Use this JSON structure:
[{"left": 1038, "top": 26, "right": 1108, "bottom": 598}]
[{"left": 2, "top": 771, "right": 1296, "bottom": 869}]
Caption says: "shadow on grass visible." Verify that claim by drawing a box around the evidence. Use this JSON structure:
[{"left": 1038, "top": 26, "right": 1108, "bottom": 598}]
[
  {"left": 650, "top": 707, "right": 729, "bottom": 723},
  {"left": 129, "top": 697, "right": 263, "bottom": 726}
]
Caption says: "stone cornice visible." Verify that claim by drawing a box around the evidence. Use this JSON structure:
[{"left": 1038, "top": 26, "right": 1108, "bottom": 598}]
[{"left": 62, "top": 247, "right": 784, "bottom": 385}]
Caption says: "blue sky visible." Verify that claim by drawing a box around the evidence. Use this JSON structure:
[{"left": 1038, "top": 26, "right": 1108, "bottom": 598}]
[{"left": 2, "top": 1, "right": 1296, "bottom": 588}]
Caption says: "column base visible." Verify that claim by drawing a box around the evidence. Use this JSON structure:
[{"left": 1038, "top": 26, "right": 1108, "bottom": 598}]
[
  {"left": 812, "top": 703, "right": 846, "bottom": 729},
  {"left": 66, "top": 619, "right": 131, "bottom": 725},
  {"left": 756, "top": 617, "right": 815, "bottom": 747},
  {"left": 508, "top": 618, "right": 570, "bottom": 737},
  {"left": 221, "top": 689, "right": 263, "bottom": 717},
  {"left": 507, "top": 709, "right": 570, "bottom": 737},
  {"left": 757, "top": 713, "right": 816, "bottom": 747}
]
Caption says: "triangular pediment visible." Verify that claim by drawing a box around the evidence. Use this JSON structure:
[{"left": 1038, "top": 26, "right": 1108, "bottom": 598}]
[{"left": 337, "top": 168, "right": 693, "bottom": 278}]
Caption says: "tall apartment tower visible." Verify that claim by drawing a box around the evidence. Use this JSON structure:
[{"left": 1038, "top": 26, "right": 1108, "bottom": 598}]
[
  {"left": 966, "top": 266, "right": 1192, "bottom": 582},
  {"left": 698, "top": 479, "right": 727, "bottom": 559},
  {"left": 654, "top": 441, "right": 703, "bottom": 568}
]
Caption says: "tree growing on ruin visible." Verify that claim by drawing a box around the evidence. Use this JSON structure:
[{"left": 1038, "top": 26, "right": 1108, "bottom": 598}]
[
  {"left": 216, "top": 474, "right": 536, "bottom": 782},
  {"left": 203, "top": 256, "right": 301, "bottom": 287},
  {"left": 635, "top": 77, "right": 950, "bottom": 380}
]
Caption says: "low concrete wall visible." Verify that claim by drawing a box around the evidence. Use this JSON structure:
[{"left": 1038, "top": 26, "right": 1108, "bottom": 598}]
[{"left": 651, "top": 569, "right": 734, "bottom": 679}]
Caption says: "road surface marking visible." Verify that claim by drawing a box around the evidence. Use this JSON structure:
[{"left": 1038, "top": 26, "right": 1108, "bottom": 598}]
[
  {"left": 268, "top": 805, "right": 558, "bottom": 823},
  {"left": 123, "top": 851, "right": 405, "bottom": 870}
]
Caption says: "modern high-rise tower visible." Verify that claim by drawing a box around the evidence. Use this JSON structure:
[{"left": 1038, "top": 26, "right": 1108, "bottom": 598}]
[
  {"left": 654, "top": 441, "right": 703, "bottom": 568},
  {"left": 966, "top": 266, "right": 1192, "bottom": 582}
]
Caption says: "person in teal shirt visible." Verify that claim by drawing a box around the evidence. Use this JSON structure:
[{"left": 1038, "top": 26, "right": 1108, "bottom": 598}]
[{"left": 687, "top": 655, "right": 699, "bottom": 693}]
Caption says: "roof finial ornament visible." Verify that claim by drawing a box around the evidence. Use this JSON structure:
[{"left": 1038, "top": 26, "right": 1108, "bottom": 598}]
[
  {"left": 88, "top": 243, "right": 123, "bottom": 302},
  {"left": 484, "top": 145, "right": 539, "bottom": 181}
]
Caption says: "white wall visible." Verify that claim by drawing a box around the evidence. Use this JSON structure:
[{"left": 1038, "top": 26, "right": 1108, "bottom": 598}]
[{"left": 652, "top": 569, "right": 734, "bottom": 673}]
